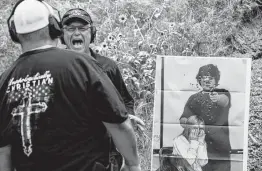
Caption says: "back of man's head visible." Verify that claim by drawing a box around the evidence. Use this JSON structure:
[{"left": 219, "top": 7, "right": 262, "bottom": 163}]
[{"left": 13, "top": 0, "right": 54, "bottom": 43}]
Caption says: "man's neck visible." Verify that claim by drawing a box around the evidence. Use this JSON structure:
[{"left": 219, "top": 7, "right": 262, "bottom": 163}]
[
  {"left": 85, "top": 48, "right": 91, "bottom": 57},
  {"left": 21, "top": 40, "right": 56, "bottom": 53},
  {"left": 30, "top": 45, "right": 54, "bottom": 51}
]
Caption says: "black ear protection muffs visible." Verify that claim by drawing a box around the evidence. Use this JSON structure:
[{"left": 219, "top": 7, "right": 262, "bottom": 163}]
[
  {"left": 90, "top": 26, "right": 97, "bottom": 43},
  {"left": 60, "top": 8, "right": 97, "bottom": 45},
  {"left": 7, "top": 0, "right": 62, "bottom": 43}
]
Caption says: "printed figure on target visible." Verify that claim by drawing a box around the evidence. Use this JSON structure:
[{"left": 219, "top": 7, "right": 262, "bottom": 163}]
[
  {"left": 179, "top": 64, "right": 231, "bottom": 171},
  {"left": 152, "top": 56, "right": 251, "bottom": 171}
]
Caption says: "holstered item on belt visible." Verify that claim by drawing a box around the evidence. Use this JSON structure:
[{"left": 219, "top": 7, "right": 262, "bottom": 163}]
[
  {"left": 92, "top": 162, "right": 108, "bottom": 171},
  {"left": 109, "top": 150, "right": 123, "bottom": 171},
  {"left": 109, "top": 133, "right": 123, "bottom": 171}
]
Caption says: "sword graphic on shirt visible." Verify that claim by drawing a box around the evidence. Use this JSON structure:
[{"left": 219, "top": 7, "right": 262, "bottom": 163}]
[{"left": 7, "top": 71, "right": 53, "bottom": 156}]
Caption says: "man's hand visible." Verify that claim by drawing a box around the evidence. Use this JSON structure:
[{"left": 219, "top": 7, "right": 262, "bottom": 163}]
[
  {"left": 129, "top": 115, "right": 145, "bottom": 131},
  {"left": 209, "top": 92, "right": 219, "bottom": 103},
  {"left": 209, "top": 92, "right": 229, "bottom": 107},
  {"left": 103, "top": 118, "right": 139, "bottom": 170}
]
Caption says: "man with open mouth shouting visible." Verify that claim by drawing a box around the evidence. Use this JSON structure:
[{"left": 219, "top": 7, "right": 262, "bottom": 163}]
[
  {"left": 61, "top": 9, "right": 91, "bottom": 53},
  {"left": 61, "top": 8, "right": 145, "bottom": 171}
]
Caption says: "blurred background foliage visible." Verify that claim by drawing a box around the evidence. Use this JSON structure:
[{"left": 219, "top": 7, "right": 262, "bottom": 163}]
[{"left": 1, "top": 0, "right": 262, "bottom": 170}]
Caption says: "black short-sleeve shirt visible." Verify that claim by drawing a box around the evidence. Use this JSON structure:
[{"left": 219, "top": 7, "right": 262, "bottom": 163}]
[
  {"left": 90, "top": 49, "right": 135, "bottom": 115},
  {"left": 0, "top": 47, "right": 128, "bottom": 171}
]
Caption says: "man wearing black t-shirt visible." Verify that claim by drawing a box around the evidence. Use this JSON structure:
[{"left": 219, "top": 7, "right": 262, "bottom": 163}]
[
  {"left": 60, "top": 8, "right": 144, "bottom": 171},
  {"left": 0, "top": 1, "right": 140, "bottom": 171},
  {"left": 180, "top": 64, "right": 231, "bottom": 171}
]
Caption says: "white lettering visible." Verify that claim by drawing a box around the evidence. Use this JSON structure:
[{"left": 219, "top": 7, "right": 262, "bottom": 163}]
[
  {"left": 26, "top": 82, "right": 30, "bottom": 88},
  {"left": 41, "top": 79, "right": 46, "bottom": 85},
  {"left": 47, "top": 78, "right": 53, "bottom": 85},
  {"left": 32, "top": 81, "right": 37, "bottom": 87},
  {"left": 16, "top": 84, "right": 21, "bottom": 90},
  {"left": 7, "top": 71, "right": 54, "bottom": 92}
]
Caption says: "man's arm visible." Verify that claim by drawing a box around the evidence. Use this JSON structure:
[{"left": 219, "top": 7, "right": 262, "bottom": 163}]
[
  {"left": 0, "top": 145, "right": 13, "bottom": 171},
  {"left": 78, "top": 56, "right": 141, "bottom": 170},
  {"left": 0, "top": 73, "right": 14, "bottom": 171},
  {"left": 196, "top": 143, "right": 208, "bottom": 167},
  {"left": 180, "top": 95, "right": 195, "bottom": 128},
  {"left": 109, "top": 65, "right": 135, "bottom": 115},
  {"left": 107, "top": 65, "right": 145, "bottom": 130},
  {"left": 103, "top": 118, "right": 140, "bottom": 170},
  {"left": 209, "top": 93, "right": 230, "bottom": 107}
]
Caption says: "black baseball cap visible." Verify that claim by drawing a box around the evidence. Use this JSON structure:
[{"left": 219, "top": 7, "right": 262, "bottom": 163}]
[{"left": 61, "top": 8, "right": 92, "bottom": 26}]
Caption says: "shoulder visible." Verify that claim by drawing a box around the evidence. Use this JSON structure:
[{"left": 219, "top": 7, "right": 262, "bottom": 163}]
[
  {"left": 94, "top": 53, "right": 118, "bottom": 70},
  {"left": 187, "top": 92, "right": 201, "bottom": 102},
  {"left": 55, "top": 48, "right": 94, "bottom": 62},
  {"left": 173, "top": 135, "right": 190, "bottom": 152},
  {"left": 40, "top": 48, "right": 104, "bottom": 81},
  {"left": 49, "top": 48, "right": 98, "bottom": 68},
  {"left": 174, "top": 135, "right": 188, "bottom": 145}
]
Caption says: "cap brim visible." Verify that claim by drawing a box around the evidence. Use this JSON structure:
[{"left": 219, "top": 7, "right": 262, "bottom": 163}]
[{"left": 62, "top": 16, "right": 91, "bottom": 25}]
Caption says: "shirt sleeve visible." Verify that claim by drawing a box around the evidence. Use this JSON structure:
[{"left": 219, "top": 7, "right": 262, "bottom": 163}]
[
  {"left": 196, "top": 142, "right": 208, "bottom": 166},
  {"left": 0, "top": 71, "right": 13, "bottom": 147},
  {"left": 217, "top": 89, "right": 231, "bottom": 107},
  {"left": 74, "top": 56, "right": 128, "bottom": 124},
  {"left": 106, "top": 65, "right": 135, "bottom": 115}
]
